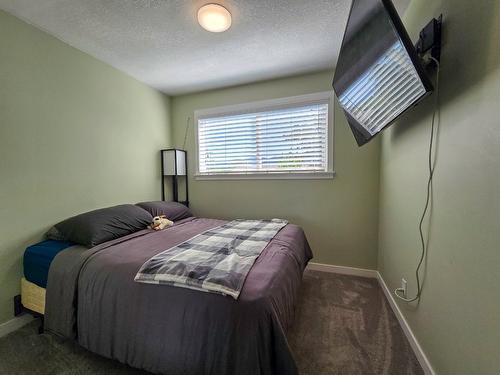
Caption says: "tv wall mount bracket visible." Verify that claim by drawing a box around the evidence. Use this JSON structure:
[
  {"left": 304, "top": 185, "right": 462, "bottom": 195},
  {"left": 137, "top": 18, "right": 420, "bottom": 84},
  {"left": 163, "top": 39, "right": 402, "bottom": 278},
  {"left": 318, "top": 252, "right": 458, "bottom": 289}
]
[{"left": 415, "top": 14, "right": 442, "bottom": 66}]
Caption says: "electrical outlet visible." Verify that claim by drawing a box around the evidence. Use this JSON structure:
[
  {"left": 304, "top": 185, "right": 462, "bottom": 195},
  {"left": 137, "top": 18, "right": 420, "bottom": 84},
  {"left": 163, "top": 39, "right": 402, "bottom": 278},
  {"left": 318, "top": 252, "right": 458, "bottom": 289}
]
[{"left": 401, "top": 278, "right": 408, "bottom": 297}]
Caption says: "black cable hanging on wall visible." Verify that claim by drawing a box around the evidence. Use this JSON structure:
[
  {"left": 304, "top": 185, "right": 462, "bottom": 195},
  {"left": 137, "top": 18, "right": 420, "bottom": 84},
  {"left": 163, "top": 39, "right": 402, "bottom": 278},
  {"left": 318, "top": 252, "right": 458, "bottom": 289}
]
[{"left": 394, "top": 16, "right": 443, "bottom": 303}]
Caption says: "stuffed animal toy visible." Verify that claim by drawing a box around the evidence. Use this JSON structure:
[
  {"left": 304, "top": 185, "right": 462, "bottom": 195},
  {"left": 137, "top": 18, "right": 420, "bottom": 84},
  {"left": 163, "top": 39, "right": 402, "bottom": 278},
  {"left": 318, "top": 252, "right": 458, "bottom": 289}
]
[{"left": 149, "top": 215, "right": 174, "bottom": 231}]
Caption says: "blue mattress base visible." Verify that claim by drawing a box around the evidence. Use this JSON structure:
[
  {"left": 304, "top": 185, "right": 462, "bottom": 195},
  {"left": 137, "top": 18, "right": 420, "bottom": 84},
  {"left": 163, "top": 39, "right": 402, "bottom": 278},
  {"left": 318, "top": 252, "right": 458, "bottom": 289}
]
[{"left": 23, "top": 240, "right": 75, "bottom": 288}]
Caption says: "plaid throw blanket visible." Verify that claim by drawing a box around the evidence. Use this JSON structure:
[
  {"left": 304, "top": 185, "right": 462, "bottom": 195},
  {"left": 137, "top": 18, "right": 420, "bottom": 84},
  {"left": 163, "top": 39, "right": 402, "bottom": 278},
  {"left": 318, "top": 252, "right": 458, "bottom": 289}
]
[{"left": 134, "top": 219, "right": 288, "bottom": 299}]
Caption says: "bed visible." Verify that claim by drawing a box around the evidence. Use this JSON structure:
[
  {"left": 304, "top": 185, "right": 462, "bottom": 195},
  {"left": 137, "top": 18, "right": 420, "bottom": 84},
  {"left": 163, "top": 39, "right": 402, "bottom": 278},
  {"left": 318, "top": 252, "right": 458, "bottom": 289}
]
[
  {"left": 22, "top": 205, "right": 312, "bottom": 375},
  {"left": 22, "top": 239, "right": 76, "bottom": 314}
]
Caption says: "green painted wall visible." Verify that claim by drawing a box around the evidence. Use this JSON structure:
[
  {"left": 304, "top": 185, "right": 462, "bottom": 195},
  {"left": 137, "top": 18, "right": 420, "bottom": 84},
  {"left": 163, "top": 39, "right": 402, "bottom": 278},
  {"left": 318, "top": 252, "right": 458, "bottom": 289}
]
[
  {"left": 0, "top": 10, "right": 170, "bottom": 324},
  {"left": 378, "top": 0, "right": 500, "bottom": 374},
  {"left": 171, "top": 71, "right": 381, "bottom": 269}
]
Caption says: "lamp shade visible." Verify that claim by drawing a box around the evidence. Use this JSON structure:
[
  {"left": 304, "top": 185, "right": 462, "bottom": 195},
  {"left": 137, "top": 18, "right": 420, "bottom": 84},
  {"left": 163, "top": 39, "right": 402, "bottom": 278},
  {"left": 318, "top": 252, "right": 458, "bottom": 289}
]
[{"left": 162, "top": 149, "right": 186, "bottom": 176}]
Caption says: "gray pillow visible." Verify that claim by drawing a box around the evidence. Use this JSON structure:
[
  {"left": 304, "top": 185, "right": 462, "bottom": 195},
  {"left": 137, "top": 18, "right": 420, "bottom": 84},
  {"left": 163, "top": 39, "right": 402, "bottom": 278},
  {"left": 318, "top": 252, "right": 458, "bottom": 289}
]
[
  {"left": 46, "top": 204, "right": 152, "bottom": 247},
  {"left": 136, "top": 201, "right": 192, "bottom": 221}
]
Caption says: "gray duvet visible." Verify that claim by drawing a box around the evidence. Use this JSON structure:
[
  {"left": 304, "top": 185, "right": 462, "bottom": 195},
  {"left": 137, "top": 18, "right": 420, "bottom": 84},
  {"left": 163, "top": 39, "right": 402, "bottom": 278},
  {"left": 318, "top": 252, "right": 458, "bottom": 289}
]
[{"left": 45, "top": 217, "right": 312, "bottom": 375}]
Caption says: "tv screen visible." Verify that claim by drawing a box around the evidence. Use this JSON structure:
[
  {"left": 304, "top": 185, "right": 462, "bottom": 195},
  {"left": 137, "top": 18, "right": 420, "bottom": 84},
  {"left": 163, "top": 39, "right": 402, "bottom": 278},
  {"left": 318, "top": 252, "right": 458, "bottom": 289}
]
[{"left": 333, "top": 0, "right": 433, "bottom": 146}]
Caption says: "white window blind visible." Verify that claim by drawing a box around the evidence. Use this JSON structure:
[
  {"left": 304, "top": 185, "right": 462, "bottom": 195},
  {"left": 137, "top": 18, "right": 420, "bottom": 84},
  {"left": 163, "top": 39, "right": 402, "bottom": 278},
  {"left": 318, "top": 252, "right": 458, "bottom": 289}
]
[{"left": 197, "top": 101, "right": 329, "bottom": 176}]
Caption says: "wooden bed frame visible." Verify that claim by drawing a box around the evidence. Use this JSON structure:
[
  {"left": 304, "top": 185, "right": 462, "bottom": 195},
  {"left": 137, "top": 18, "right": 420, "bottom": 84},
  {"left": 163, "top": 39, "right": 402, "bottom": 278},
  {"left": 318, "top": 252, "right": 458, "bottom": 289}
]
[{"left": 14, "top": 278, "right": 45, "bottom": 333}]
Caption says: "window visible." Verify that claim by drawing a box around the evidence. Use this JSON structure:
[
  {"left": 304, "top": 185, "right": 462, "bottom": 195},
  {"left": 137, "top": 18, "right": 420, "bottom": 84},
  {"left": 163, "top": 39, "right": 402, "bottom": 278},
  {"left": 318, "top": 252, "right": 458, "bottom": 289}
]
[{"left": 195, "top": 92, "right": 334, "bottom": 179}]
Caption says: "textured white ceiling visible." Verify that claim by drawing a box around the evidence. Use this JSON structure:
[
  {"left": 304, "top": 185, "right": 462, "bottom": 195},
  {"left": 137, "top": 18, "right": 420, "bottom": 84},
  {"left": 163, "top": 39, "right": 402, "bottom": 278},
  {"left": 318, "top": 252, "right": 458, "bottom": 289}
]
[{"left": 0, "top": 0, "right": 410, "bottom": 95}]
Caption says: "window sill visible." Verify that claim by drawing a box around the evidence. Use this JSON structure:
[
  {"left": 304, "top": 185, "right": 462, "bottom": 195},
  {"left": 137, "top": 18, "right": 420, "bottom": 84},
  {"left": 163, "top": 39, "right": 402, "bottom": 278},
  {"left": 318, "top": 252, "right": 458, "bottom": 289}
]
[{"left": 194, "top": 171, "right": 336, "bottom": 181}]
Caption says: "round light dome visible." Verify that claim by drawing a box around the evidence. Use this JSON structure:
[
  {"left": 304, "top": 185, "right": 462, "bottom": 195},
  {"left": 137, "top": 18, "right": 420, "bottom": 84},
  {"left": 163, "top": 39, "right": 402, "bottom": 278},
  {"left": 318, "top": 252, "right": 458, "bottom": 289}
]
[{"left": 197, "top": 4, "right": 232, "bottom": 33}]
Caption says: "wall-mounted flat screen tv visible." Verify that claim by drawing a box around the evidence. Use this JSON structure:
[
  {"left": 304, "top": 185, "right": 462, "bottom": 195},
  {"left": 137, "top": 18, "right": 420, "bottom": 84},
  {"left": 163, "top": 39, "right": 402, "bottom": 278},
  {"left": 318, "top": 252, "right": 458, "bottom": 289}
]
[{"left": 333, "top": 0, "right": 433, "bottom": 146}]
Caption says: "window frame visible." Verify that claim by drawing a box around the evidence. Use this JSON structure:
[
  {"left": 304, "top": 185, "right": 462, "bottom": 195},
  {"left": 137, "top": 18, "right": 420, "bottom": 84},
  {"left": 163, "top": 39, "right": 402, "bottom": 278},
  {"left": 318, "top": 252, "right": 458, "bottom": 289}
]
[{"left": 194, "top": 91, "right": 335, "bottom": 180}]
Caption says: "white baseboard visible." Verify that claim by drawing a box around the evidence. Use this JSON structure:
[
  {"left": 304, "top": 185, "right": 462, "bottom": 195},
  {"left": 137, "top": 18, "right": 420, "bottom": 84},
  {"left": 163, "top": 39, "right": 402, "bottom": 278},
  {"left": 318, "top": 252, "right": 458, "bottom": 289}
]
[
  {"left": 0, "top": 314, "right": 34, "bottom": 338},
  {"left": 306, "top": 262, "right": 378, "bottom": 278},
  {"left": 376, "top": 272, "right": 435, "bottom": 375}
]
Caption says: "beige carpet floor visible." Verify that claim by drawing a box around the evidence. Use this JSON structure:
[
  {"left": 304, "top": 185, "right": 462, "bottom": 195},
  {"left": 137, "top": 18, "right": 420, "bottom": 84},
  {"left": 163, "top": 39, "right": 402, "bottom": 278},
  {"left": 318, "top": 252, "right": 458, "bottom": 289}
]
[
  {"left": 0, "top": 270, "right": 423, "bottom": 375},
  {"left": 288, "top": 270, "right": 423, "bottom": 375}
]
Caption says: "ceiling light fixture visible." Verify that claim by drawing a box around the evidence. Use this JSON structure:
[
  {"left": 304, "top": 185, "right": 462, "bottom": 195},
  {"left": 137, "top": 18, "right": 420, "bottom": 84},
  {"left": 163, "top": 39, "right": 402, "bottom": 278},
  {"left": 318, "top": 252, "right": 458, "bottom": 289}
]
[{"left": 197, "top": 4, "right": 232, "bottom": 33}]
